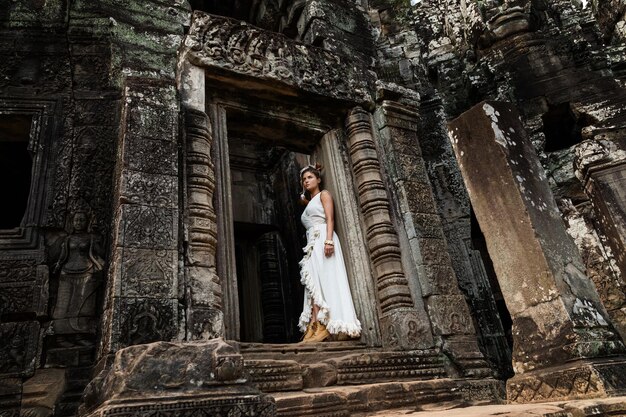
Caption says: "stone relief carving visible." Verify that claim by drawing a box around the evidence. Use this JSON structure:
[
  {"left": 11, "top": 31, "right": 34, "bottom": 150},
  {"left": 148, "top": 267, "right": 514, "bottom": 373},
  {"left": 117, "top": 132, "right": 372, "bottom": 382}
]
[
  {"left": 0, "top": 321, "right": 39, "bottom": 377},
  {"left": 185, "top": 12, "right": 373, "bottom": 104},
  {"left": 51, "top": 210, "right": 103, "bottom": 345},
  {"left": 119, "top": 298, "right": 177, "bottom": 346}
]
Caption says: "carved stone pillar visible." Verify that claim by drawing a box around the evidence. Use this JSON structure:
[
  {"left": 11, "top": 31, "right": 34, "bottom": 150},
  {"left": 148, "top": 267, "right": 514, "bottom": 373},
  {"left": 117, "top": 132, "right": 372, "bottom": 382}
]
[
  {"left": 576, "top": 140, "right": 626, "bottom": 278},
  {"left": 574, "top": 139, "right": 626, "bottom": 340},
  {"left": 183, "top": 108, "right": 224, "bottom": 339},
  {"left": 373, "top": 97, "right": 491, "bottom": 377},
  {"left": 449, "top": 101, "right": 626, "bottom": 403},
  {"left": 100, "top": 82, "right": 180, "bottom": 356},
  {"left": 345, "top": 106, "right": 428, "bottom": 350}
]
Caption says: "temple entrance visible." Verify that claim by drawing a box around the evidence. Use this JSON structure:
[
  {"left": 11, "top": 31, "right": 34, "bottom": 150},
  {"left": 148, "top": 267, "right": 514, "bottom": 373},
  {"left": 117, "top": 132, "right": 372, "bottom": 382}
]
[{"left": 210, "top": 97, "right": 379, "bottom": 344}]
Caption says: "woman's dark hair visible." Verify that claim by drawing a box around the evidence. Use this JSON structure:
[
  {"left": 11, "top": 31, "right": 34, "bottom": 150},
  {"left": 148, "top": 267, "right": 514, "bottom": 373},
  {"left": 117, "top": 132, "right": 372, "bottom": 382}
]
[
  {"left": 300, "top": 163, "right": 322, "bottom": 182},
  {"left": 299, "top": 163, "right": 323, "bottom": 204}
]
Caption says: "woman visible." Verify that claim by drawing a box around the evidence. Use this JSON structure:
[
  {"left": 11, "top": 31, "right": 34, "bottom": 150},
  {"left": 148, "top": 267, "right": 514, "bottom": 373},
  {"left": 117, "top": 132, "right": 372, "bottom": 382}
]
[{"left": 298, "top": 164, "right": 361, "bottom": 342}]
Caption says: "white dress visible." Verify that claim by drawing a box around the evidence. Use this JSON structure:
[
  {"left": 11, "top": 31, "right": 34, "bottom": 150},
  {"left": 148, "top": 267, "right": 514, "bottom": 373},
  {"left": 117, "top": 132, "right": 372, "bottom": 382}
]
[{"left": 298, "top": 191, "right": 362, "bottom": 337}]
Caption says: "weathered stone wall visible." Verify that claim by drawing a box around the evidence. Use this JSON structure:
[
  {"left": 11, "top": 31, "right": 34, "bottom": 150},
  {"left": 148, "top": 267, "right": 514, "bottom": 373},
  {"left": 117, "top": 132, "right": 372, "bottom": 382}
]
[
  {"left": 3, "top": 0, "right": 626, "bottom": 414},
  {"left": 0, "top": 1, "right": 190, "bottom": 415}
]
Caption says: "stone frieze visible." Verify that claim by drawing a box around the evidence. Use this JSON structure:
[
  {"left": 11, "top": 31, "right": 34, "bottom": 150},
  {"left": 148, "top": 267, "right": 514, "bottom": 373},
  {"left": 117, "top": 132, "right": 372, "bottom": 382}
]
[{"left": 185, "top": 11, "right": 374, "bottom": 105}]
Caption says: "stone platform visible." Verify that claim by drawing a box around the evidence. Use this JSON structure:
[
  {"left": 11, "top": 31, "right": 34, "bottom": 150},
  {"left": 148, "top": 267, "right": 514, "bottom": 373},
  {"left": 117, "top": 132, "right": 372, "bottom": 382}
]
[
  {"left": 369, "top": 396, "right": 626, "bottom": 416},
  {"left": 240, "top": 341, "right": 503, "bottom": 416}
]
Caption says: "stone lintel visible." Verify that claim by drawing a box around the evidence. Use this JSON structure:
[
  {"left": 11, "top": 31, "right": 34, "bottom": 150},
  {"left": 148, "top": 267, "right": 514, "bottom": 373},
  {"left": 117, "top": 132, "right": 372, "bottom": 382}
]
[
  {"left": 448, "top": 101, "right": 625, "bottom": 375},
  {"left": 185, "top": 12, "right": 374, "bottom": 106}
]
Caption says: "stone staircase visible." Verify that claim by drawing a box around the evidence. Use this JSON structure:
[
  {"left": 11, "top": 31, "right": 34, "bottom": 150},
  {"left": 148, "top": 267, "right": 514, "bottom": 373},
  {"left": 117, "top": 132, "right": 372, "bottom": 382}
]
[{"left": 240, "top": 342, "right": 504, "bottom": 416}]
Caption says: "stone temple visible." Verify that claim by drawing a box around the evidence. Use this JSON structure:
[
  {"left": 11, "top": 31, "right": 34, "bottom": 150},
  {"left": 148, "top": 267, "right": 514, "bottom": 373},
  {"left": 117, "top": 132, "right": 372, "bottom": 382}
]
[{"left": 1, "top": 0, "right": 626, "bottom": 415}]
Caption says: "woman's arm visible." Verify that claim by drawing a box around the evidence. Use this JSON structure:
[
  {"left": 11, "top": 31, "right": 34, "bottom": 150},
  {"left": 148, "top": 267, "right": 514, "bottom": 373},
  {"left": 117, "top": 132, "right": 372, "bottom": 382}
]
[{"left": 320, "top": 190, "right": 335, "bottom": 257}]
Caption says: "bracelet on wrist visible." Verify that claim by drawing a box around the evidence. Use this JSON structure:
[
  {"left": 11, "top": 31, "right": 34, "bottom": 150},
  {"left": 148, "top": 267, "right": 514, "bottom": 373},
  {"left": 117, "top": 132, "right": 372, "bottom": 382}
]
[{"left": 324, "top": 240, "right": 334, "bottom": 246}]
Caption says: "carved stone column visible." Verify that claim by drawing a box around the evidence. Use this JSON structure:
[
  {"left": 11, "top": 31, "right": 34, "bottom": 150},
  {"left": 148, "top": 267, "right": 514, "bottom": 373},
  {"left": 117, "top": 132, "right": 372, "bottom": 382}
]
[
  {"left": 373, "top": 97, "right": 491, "bottom": 377},
  {"left": 574, "top": 139, "right": 626, "bottom": 340},
  {"left": 345, "top": 106, "right": 428, "bottom": 350},
  {"left": 100, "top": 81, "right": 180, "bottom": 356},
  {"left": 183, "top": 108, "right": 224, "bottom": 339},
  {"left": 575, "top": 140, "right": 626, "bottom": 278},
  {"left": 449, "top": 101, "right": 626, "bottom": 403}
]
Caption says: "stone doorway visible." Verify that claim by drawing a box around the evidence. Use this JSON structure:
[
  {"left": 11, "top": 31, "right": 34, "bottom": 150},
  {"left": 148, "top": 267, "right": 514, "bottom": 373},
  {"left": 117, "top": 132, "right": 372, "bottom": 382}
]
[{"left": 211, "top": 99, "right": 380, "bottom": 345}]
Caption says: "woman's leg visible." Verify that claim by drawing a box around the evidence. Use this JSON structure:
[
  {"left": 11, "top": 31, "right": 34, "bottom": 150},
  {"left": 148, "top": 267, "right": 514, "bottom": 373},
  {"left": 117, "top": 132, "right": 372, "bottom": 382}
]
[{"left": 311, "top": 303, "right": 320, "bottom": 323}]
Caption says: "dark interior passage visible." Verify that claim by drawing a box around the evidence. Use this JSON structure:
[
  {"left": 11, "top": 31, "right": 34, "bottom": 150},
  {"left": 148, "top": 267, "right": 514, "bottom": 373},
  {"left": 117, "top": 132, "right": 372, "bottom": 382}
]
[
  {"left": 542, "top": 102, "right": 595, "bottom": 152},
  {"left": 0, "top": 114, "right": 33, "bottom": 229},
  {"left": 470, "top": 208, "right": 514, "bottom": 378},
  {"left": 229, "top": 135, "right": 310, "bottom": 343}
]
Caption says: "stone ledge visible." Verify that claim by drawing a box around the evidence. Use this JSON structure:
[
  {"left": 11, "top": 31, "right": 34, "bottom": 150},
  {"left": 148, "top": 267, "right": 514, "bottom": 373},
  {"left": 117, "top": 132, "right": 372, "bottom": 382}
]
[
  {"left": 507, "top": 358, "right": 626, "bottom": 404},
  {"left": 369, "top": 395, "right": 626, "bottom": 416},
  {"left": 271, "top": 378, "right": 504, "bottom": 417}
]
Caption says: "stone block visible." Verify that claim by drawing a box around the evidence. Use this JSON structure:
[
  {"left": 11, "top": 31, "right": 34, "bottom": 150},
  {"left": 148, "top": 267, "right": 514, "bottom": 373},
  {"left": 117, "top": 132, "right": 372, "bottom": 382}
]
[
  {"left": 120, "top": 170, "right": 177, "bottom": 208},
  {"left": 118, "top": 247, "right": 177, "bottom": 298},
  {"left": 45, "top": 345, "right": 95, "bottom": 368},
  {"left": 345, "top": 382, "right": 415, "bottom": 413},
  {"left": 21, "top": 368, "right": 66, "bottom": 415},
  {"left": 187, "top": 306, "right": 224, "bottom": 341},
  {"left": 126, "top": 136, "right": 177, "bottom": 175},
  {"left": 0, "top": 377, "right": 21, "bottom": 416},
  {"left": 410, "top": 213, "right": 445, "bottom": 239},
  {"left": 426, "top": 295, "right": 475, "bottom": 336},
  {"left": 584, "top": 163, "right": 626, "bottom": 277},
  {"left": 303, "top": 363, "right": 337, "bottom": 388},
  {"left": 127, "top": 102, "right": 177, "bottom": 141},
  {"left": 379, "top": 308, "right": 434, "bottom": 350},
  {"left": 275, "top": 391, "right": 347, "bottom": 417},
  {"left": 118, "top": 204, "right": 177, "bottom": 250},
  {"left": 402, "top": 180, "right": 438, "bottom": 214},
  {"left": 0, "top": 321, "right": 40, "bottom": 378},
  {"left": 0, "top": 279, "right": 47, "bottom": 317},
  {"left": 449, "top": 101, "right": 625, "bottom": 373},
  {"left": 394, "top": 152, "right": 428, "bottom": 181},
  {"left": 82, "top": 340, "right": 274, "bottom": 417},
  {"left": 245, "top": 359, "right": 303, "bottom": 392},
  {"left": 74, "top": 98, "right": 121, "bottom": 127},
  {"left": 420, "top": 264, "right": 457, "bottom": 296},
  {"left": 442, "top": 335, "right": 494, "bottom": 378},
  {"left": 419, "top": 237, "right": 452, "bottom": 265},
  {"left": 115, "top": 297, "right": 178, "bottom": 349},
  {"left": 507, "top": 359, "right": 626, "bottom": 403},
  {"left": 328, "top": 349, "right": 445, "bottom": 384}
]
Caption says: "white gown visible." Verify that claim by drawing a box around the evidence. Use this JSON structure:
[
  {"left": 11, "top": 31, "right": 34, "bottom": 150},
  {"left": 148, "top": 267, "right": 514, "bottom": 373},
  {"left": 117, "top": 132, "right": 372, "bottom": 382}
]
[{"left": 298, "top": 191, "right": 361, "bottom": 337}]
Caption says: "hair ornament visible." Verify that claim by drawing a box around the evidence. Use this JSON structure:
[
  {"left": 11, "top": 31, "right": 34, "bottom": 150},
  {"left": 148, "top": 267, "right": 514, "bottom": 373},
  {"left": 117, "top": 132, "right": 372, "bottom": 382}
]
[{"left": 299, "top": 163, "right": 322, "bottom": 175}]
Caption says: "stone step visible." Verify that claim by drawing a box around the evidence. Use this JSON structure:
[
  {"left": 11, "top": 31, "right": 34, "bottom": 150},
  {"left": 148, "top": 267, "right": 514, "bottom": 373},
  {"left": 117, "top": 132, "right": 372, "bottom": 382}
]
[
  {"left": 240, "top": 340, "right": 369, "bottom": 361},
  {"left": 271, "top": 378, "right": 503, "bottom": 417},
  {"left": 242, "top": 346, "right": 449, "bottom": 393},
  {"left": 245, "top": 359, "right": 304, "bottom": 392}
]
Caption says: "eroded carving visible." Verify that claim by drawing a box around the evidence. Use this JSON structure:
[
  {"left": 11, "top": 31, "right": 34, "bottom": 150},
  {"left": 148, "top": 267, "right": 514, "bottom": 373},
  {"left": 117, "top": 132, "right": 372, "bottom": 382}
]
[
  {"left": 185, "top": 12, "right": 373, "bottom": 104},
  {"left": 51, "top": 210, "right": 104, "bottom": 343}
]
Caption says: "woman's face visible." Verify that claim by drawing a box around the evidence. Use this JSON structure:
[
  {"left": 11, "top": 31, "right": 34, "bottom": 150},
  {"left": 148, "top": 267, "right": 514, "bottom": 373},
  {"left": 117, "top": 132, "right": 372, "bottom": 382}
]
[
  {"left": 73, "top": 213, "right": 88, "bottom": 231},
  {"left": 302, "top": 171, "right": 321, "bottom": 192}
]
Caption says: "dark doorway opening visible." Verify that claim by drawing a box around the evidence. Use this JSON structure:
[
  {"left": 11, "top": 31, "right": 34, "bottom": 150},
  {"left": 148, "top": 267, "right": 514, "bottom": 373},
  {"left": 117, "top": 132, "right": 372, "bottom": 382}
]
[
  {"left": 229, "top": 135, "right": 310, "bottom": 343},
  {"left": 542, "top": 102, "right": 595, "bottom": 152},
  {"left": 470, "top": 207, "right": 514, "bottom": 379},
  {"left": 0, "top": 114, "right": 33, "bottom": 229}
]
